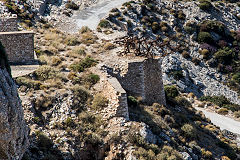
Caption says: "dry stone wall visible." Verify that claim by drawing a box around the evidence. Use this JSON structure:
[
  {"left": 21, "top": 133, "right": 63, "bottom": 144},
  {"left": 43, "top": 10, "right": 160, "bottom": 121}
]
[
  {"left": 101, "top": 77, "right": 129, "bottom": 120},
  {"left": 0, "top": 31, "right": 35, "bottom": 63}
]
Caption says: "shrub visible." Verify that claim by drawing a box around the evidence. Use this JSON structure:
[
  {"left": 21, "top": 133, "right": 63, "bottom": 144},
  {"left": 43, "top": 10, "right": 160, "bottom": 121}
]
[
  {"left": 169, "top": 70, "right": 184, "bottom": 80},
  {"left": 70, "top": 57, "right": 97, "bottom": 72},
  {"left": 175, "top": 96, "right": 192, "bottom": 107},
  {"left": 128, "top": 96, "right": 138, "bottom": 107},
  {"left": 36, "top": 132, "right": 53, "bottom": 150},
  {"left": 81, "top": 32, "right": 97, "bottom": 45},
  {"left": 232, "top": 72, "right": 240, "bottom": 84},
  {"left": 221, "top": 156, "right": 231, "bottom": 160},
  {"left": 50, "top": 56, "right": 62, "bottom": 66},
  {"left": 91, "top": 94, "right": 108, "bottom": 110},
  {"left": 152, "top": 22, "right": 159, "bottom": 33},
  {"left": 217, "top": 108, "right": 228, "bottom": 115},
  {"left": 16, "top": 77, "right": 42, "bottom": 90},
  {"left": 201, "top": 149, "right": 213, "bottom": 159},
  {"left": 35, "top": 65, "right": 58, "bottom": 81},
  {"left": 200, "top": 49, "right": 209, "bottom": 59},
  {"left": 98, "top": 20, "right": 111, "bottom": 28},
  {"left": 192, "top": 57, "right": 200, "bottom": 65},
  {"left": 64, "top": 117, "right": 75, "bottom": 127},
  {"left": 198, "top": 0, "right": 213, "bottom": 11},
  {"left": 68, "top": 46, "right": 86, "bottom": 57},
  {"left": 71, "top": 85, "right": 90, "bottom": 108},
  {"left": 181, "top": 124, "right": 196, "bottom": 138},
  {"left": 33, "top": 93, "right": 56, "bottom": 109},
  {"left": 65, "top": 36, "right": 80, "bottom": 46},
  {"left": 233, "top": 111, "right": 240, "bottom": 118},
  {"left": 182, "top": 51, "right": 190, "bottom": 58},
  {"left": 214, "top": 48, "right": 232, "bottom": 64},
  {"left": 103, "top": 42, "right": 115, "bottom": 50},
  {"left": 199, "top": 95, "right": 230, "bottom": 107},
  {"left": 79, "top": 26, "right": 91, "bottom": 34},
  {"left": 161, "top": 26, "right": 168, "bottom": 32},
  {"left": 164, "top": 85, "right": 179, "bottom": 99},
  {"left": 198, "top": 32, "right": 213, "bottom": 43},
  {"left": 184, "top": 26, "right": 195, "bottom": 34},
  {"left": 87, "top": 74, "right": 100, "bottom": 84},
  {"left": 65, "top": 1, "right": 79, "bottom": 10}
]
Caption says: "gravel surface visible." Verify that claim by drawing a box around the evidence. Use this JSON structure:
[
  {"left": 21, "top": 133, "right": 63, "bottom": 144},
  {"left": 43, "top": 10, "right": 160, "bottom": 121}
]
[
  {"left": 196, "top": 107, "right": 240, "bottom": 135},
  {"left": 73, "top": 0, "right": 129, "bottom": 30},
  {"left": 11, "top": 65, "right": 39, "bottom": 78}
]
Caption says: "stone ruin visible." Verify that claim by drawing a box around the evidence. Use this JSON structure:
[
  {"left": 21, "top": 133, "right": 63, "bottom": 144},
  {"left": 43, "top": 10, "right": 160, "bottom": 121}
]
[
  {"left": 99, "top": 58, "right": 166, "bottom": 120},
  {"left": 0, "top": 14, "right": 35, "bottom": 64}
]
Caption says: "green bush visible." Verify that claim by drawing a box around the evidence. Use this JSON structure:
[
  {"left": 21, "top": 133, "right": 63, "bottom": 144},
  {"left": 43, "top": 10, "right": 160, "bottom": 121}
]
[
  {"left": 164, "top": 85, "right": 179, "bottom": 99},
  {"left": 199, "top": 95, "right": 230, "bottom": 107},
  {"left": 198, "top": 0, "right": 213, "bottom": 11},
  {"left": 35, "top": 65, "right": 58, "bottom": 81},
  {"left": 71, "top": 85, "right": 90, "bottom": 108},
  {"left": 36, "top": 132, "right": 53, "bottom": 151},
  {"left": 181, "top": 123, "right": 196, "bottom": 138},
  {"left": 184, "top": 26, "right": 195, "bottom": 34},
  {"left": 65, "top": 36, "right": 80, "bottom": 46},
  {"left": 70, "top": 57, "right": 97, "bottom": 72},
  {"left": 98, "top": 20, "right": 111, "bottom": 28},
  {"left": 128, "top": 96, "right": 138, "bottom": 107},
  {"left": 232, "top": 72, "right": 240, "bottom": 84},
  {"left": 198, "top": 32, "right": 213, "bottom": 43},
  {"left": 214, "top": 48, "right": 232, "bottom": 64},
  {"left": 16, "top": 77, "right": 42, "bottom": 90},
  {"left": 169, "top": 70, "right": 184, "bottom": 80},
  {"left": 217, "top": 108, "right": 228, "bottom": 115},
  {"left": 175, "top": 96, "right": 192, "bottom": 107},
  {"left": 86, "top": 74, "right": 100, "bottom": 85}
]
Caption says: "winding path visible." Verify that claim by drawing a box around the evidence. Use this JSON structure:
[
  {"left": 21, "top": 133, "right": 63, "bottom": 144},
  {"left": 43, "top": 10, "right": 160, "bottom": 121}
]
[
  {"left": 73, "top": 0, "right": 129, "bottom": 30},
  {"left": 196, "top": 107, "right": 240, "bottom": 135}
]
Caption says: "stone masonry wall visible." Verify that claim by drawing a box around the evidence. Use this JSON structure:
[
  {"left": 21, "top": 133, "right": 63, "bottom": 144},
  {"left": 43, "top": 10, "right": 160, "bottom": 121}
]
[
  {"left": 0, "top": 31, "right": 35, "bottom": 63},
  {"left": 0, "top": 16, "right": 18, "bottom": 32},
  {"left": 108, "top": 58, "right": 166, "bottom": 106},
  {"left": 143, "top": 59, "right": 166, "bottom": 105},
  {"left": 101, "top": 77, "right": 129, "bottom": 120}
]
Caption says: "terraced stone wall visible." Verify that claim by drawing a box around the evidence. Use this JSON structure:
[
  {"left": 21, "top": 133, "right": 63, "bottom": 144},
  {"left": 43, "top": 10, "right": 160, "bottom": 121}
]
[{"left": 101, "top": 77, "right": 129, "bottom": 120}]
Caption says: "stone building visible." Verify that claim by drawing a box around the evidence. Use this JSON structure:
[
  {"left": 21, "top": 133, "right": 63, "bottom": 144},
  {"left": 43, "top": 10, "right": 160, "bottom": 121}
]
[
  {"left": 100, "top": 58, "right": 166, "bottom": 121},
  {"left": 106, "top": 58, "right": 166, "bottom": 106},
  {"left": 0, "top": 14, "right": 35, "bottom": 64}
]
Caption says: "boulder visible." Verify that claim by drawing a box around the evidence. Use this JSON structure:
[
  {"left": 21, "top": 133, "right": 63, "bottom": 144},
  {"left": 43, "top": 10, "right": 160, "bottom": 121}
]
[{"left": 0, "top": 67, "right": 29, "bottom": 159}]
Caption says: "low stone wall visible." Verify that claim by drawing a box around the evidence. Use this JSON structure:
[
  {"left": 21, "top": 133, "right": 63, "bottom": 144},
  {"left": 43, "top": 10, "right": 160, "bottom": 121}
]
[
  {"left": 0, "top": 31, "right": 35, "bottom": 63},
  {"left": 0, "top": 17, "right": 18, "bottom": 32},
  {"left": 101, "top": 77, "right": 129, "bottom": 120}
]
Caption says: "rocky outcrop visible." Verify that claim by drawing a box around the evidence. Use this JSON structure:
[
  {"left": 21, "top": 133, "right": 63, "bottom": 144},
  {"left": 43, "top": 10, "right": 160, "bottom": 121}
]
[{"left": 0, "top": 48, "right": 29, "bottom": 159}]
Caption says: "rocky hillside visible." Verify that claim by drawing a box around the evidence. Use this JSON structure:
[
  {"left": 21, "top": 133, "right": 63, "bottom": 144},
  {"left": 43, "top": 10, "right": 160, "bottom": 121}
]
[
  {"left": 2, "top": 0, "right": 240, "bottom": 159},
  {"left": 98, "top": 0, "right": 240, "bottom": 117},
  {"left": 0, "top": 41, "right": 29, "bottom": 159}
]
